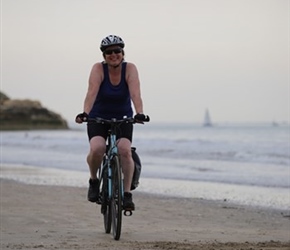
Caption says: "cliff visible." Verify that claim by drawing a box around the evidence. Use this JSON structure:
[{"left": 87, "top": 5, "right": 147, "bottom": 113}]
[{"left": 0, "top": 92, "right": 68, "bottom": 130}]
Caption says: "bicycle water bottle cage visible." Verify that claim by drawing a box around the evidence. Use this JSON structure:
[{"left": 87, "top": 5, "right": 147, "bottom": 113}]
[{"left": 123, "top": 210, "right": 133, "bottom": 216}]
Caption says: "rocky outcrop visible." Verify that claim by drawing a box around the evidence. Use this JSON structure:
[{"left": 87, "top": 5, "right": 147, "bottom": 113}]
[{"left": 0, "top": 92, "right": 68, "bottom": 130}]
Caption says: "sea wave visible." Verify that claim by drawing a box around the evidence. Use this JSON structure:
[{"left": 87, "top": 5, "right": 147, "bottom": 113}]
[{"left": 1, "top": 124, "right": 289, "bottom": 190}]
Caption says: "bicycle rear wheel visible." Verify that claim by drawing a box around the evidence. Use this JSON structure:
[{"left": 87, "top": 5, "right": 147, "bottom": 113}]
[
  {"left": 111, "top": 155, "right": 122, "bottom": 240},
  {"left": 101, "top": 158, "right": 111, "bottom": 234}
]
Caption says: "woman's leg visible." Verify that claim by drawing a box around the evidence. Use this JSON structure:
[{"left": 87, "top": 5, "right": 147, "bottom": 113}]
[
  {"left": 117, "top": 138, "right": 134, "bottom": 192},
  {"left": 87, "top": 136, "right": 106, "bottom": 179}
]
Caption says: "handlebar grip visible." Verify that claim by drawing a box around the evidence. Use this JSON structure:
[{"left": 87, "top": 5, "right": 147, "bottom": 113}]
[
  {"left": 134, "top": 114, "right": 150, "bottom": 122},
  {"left": 143, "top": 115, "right": 150, "bottom": 122}
]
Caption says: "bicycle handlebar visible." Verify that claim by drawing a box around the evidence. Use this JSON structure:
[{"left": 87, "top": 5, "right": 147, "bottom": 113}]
[{"left": 87, "top": 117, "right": 149, "bottom": 125}]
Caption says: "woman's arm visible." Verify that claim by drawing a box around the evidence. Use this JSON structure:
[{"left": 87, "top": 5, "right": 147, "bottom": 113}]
[
  {"left": 83, "top": 62, "right": 104, "bottom": 114},
  {"left": 126, "top": 62, "right": 144, "bottom": 115}
]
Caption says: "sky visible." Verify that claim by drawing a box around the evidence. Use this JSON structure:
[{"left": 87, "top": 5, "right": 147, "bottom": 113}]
[{"left": 1, "top": 0, "right": 289, "bottom": 124}]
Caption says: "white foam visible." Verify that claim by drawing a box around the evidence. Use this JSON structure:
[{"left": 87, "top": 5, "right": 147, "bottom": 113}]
[
  {"left": 138, "top": 178, "right": 290, "bottom": 210},
  {"left": 1, "top": 164, "right": 289, "bottom": 211},
  {"left": 0, "top": 164, "right": 88, "bottom": 187}
]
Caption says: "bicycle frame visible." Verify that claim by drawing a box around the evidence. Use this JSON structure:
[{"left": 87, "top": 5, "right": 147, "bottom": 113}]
[
  {"left": 89, "top": 117, "right": 136, "bottom": 240},
  {"left": 87, "top": 116, "right": 149, "bottom": 240}
]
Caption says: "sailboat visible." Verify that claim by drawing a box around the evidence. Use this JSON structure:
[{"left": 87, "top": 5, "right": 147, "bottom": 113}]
[{"left": 203, "top": 108, "right": 213, "bottom": 127}]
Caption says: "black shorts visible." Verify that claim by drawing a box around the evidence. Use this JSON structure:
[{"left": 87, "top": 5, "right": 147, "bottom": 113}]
[{"left": 87, "top": 121, "right": 133, "bottom": 142}]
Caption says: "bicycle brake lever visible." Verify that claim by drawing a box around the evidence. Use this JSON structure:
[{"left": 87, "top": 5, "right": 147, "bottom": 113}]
[{"left": 135, "top": 120, "right": 144, "bottom": 124}]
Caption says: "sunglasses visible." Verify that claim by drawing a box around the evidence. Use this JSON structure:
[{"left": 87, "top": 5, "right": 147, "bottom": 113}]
[{"left": 104, "top": 48, "right": 123, "bottom": 55}]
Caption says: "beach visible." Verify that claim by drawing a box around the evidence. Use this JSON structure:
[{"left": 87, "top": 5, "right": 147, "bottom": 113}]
[
  {"left": 1, "top": 125, "right": 289, "bottom": 249},
  {"left": 1, "top": 178, "right": 289, "bottom": 250}
]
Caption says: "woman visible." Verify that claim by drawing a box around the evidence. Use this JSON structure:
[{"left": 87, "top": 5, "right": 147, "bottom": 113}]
[{"left": 75, "top": 35, "right": 149, "bottom": 210}]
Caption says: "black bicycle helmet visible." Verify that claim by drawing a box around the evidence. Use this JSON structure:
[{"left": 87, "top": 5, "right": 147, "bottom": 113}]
[{"left": 100, "top": 35, "right": 125, "bottom": 52}]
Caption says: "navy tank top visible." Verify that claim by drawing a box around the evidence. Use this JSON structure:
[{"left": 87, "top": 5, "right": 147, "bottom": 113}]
[{"left": 89, "top": 62, "right": 133, "bottom": 119}]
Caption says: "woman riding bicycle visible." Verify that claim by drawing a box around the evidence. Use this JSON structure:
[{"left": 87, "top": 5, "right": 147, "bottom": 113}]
[{"left": 75, "top": 34, "right": 149, "bottom": 210}]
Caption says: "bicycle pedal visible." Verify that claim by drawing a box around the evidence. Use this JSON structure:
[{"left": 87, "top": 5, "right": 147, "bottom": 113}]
[{"left": 123, "top": 210, "right": 133, "bottom": 216}]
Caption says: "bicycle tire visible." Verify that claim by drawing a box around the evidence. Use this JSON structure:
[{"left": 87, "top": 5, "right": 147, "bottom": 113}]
[
  {"left": 111, "top": 155, "right": 122, "bottom": 240},
  {"left": 101, "top": 157, "right": 111, "bottom": 234}
]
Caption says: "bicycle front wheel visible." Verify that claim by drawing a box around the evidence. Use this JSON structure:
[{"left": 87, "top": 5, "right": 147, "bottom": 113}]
[{"left": 111, "top": 155, "right": 123, "bottom": 240}]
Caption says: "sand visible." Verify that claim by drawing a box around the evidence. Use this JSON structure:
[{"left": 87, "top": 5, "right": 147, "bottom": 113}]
[{"left": 1, "top": 179, "right": 289, "bottom": 250}]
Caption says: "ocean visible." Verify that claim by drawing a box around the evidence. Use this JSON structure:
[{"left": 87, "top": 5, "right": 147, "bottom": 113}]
[{"left": 1, "top": 122, "right": 289, "bottom": 211}]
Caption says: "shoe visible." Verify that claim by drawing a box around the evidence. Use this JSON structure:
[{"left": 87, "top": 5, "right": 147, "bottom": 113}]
[
  {"left": 123, "top": 192, "right": 135, "bottom": 210},
  {"left": 88, "top": 178, "right": 99, "bottom": 202}
]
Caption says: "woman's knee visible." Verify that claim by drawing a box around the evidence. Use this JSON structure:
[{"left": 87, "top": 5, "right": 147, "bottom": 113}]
[
  {"left": 89, "top": 136, "right": 106, "bottom": 156},
  {"left": 118, "top": 140, "right": 132, "bottom": 158}
]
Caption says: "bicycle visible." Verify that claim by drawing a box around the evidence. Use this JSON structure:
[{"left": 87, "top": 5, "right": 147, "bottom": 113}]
[{"left": 87, "top": 116, "right": 149, "bottom": 240}]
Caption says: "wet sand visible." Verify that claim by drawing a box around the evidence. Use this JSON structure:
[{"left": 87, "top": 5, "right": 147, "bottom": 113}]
[{"left": 1, "top": 179, "right": 289, "bottom": 250}]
